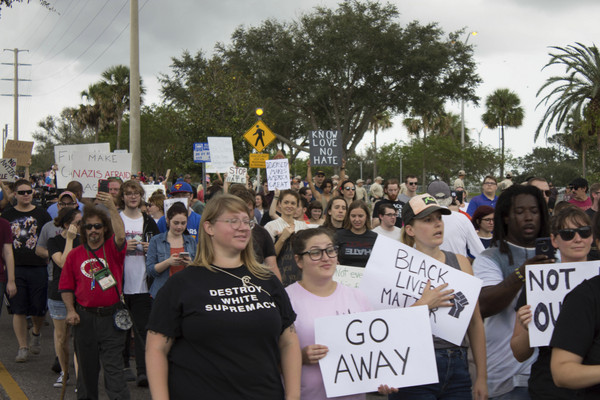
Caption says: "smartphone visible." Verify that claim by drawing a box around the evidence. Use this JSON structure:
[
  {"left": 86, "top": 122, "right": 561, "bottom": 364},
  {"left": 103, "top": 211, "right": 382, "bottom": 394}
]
[
  {"left": 179, "top": 252, "right": 190, "bottom": 260},
  {"left": 98, "top": 179, "right": 109, "bottom": 193},
  {"left": 535, "top": 237, "right": 555, "bottom": 258}
]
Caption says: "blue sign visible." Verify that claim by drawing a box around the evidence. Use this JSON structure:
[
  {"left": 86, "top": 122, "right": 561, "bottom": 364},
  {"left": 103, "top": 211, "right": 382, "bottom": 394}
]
[{"left": 193, "top": 142, "right": 211, "bottom": 163}]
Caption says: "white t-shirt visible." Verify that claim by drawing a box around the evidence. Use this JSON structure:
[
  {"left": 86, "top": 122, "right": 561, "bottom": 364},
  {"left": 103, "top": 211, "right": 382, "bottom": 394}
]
[
  {"left": 120, "top": 212, "right": 148, "bottom": 294},
  {"left": 372, "top": 225, "right": 401, "bottom": 241},
  {"left": 440, "top": 211, "right": 485, "bottom": 258},
  {"left": 286, "top": 282, "right": 371, "bottom": 400}
]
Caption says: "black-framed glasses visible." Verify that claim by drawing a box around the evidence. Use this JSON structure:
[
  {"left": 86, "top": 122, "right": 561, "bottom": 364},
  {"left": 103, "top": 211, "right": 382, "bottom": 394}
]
[
  {"left": 483, "top": 181, "right": 497, "bottom": 186},
  {"left": 557, "top": 226, "right": 592, "bottom": 241},
  {"left": 344, "top": 186, "right": 356, "bottom": 191},
  {"left": 17, "top": 190, "right": 33, "bottom": 195},
  {"left": 481, "top": 218, "right": 494, "bottom": 223},
  {"left": 84, "top": 223, "right": 104, "bottom": 231},
  {"left": 215, "top": 218, "right": 255, "bottom": 230},
  {"left": 299, "top": 245, "right": 339, "bottom": 261}
]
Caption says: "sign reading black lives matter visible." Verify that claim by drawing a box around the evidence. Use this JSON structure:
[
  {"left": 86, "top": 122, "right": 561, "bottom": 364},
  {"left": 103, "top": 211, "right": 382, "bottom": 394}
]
[
  {"left": 360, "top": 235, "right": 482, "bottom": 345},
  {"left": 309, "top": 130, "right": 342, "bottom": 166},
  {"left": 315, "top": 307, "right": 438, "bottom": 397},
  {"left": 526, "top": 261, "right": 600, "bottom": 347}
]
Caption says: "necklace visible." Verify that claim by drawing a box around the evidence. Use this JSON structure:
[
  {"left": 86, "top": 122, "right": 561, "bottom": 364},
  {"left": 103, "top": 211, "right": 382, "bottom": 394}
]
[{"left": 210, "top": 264, "right": 272, "bottom": 297}]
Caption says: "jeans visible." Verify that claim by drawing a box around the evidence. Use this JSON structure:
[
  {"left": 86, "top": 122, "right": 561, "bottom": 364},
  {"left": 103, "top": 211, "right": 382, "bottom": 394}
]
[
  {"left": 490, "top": 387, "right": 530, "bottom": 400},
  {"left": 389, "top": 347, "right": 471, "bottom": 400}
]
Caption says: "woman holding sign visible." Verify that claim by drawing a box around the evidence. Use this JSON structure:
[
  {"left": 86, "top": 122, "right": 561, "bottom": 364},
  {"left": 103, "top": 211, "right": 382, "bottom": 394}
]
[
  {"left": 511, "top": 207, "right": 591, "bottom": 399},
  {"left": 288, "top": 227, "right": 372, "bottom": 400},
  {"left": 383, "top": 194, "right": 488, "bottom": 400}
]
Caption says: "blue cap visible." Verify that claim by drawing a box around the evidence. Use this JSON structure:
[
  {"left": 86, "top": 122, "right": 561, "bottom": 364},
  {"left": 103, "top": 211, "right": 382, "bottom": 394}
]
[{"left": 170, "top": 181, "right": 192, "bottom": 194}]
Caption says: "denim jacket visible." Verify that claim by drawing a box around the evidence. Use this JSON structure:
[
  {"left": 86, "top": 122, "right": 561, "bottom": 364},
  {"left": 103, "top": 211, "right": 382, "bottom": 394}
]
[{"left": 145, "top": 232, "right": 197, "bottom": 298}]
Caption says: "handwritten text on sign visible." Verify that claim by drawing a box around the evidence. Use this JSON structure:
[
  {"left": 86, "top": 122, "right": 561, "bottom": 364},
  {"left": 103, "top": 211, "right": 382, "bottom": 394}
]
[
  {"left": 265, "top": 159, "right": 291, "bottom": 191},
  {"left": 360, "top": 235, "right": 482, "bottom": 345},
  {"left": 333, "top": 265, "right": 364, "bottom": 289},
  {"left": 526, "top": 261, "right": 600, "bottom": 347},
  {"left": 309, "top": 130, "right": 342, "bottom": 167},
  {"left": 72, "top": 152, "right": 132, "bottom": 197},
  {"left": 315, "top": 307, "right": 437, "bottom": 398},
  {"left": 54, "top": 143, "right": 110, "bottom": 189},
  {"left": 0, "top": 159, "right": 17, "bottom": 181},
  {"left": 225, "top": 166, "right": 248, "bottom": 184}
]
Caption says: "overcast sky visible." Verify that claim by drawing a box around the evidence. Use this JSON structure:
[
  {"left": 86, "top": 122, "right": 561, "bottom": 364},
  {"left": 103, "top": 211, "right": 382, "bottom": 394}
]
[{"left": 1, "top": 0, "right": 599, "bottom": 168}]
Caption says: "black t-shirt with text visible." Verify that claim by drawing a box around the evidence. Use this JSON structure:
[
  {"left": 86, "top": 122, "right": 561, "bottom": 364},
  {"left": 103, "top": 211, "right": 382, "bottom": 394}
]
[
  {"left": 2, "top": 206, "right": 52, "bottom": 266},
  {"left": 335, "top": 229, "right": 378, "bottom": 268}
]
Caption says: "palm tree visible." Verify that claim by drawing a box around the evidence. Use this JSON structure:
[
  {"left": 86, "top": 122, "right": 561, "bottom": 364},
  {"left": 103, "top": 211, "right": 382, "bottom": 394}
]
[
  {"left": 536, "top": 43, "right": 600, "bottom": 148},
  {"left": 368, "top": 111, "right": 392, "bottom": 179},
  {"left": 549, "top": 110, "right": 595, "bottom": 178},
  {"left": 481, "top": 88, "right": 524, "bottom": 178}
]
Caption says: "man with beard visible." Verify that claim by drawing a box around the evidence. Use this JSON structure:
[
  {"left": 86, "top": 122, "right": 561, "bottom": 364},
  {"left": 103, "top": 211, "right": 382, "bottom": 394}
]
[
  {"left": 59, "top": 193, "right": 129, "bottom": 399},
  {"left": 473, "top": 185, "right": 553, "bottom": 398}
]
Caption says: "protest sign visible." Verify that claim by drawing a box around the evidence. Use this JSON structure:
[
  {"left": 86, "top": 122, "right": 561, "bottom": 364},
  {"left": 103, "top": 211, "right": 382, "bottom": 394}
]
[
  {"left": 206, "top": 137, "right": 234, "bottom": 173},
  {"left": 526, "top": 261, "right": 600, "bottom": 347},
  {"left": 71, "top": 152, "right": 132, "bottom": 197},
  {"left": 163, "top": 198, "right": 187, "bottom": 214},
  {"left": 225, "top": 166, "right": 248, "bottom": 184},
  {"left": 4, "top": 140, "right": 34, "bottom": 166},
  {"left": 143, "top": 184, "right": 166, "bottom": 202},
  {"left": 360, "top": 235, "right": 482, "bottom": 345},
  {"left": 249, "top": 153, "right": 269, "bottom": 169},
  {"left": 54, "top": 143, "right": 110, "bottom": 189},
  {"left": 333, "top": 265, "right": 364, "bottom": 289},
  {"left": 315, "top": 306, "right": 437, "bottom": 398},
  {"left": 309, "top": 130, "right": 342, "bottom": 167},
  {"left": 265, "top": 159, "right": 291, "bottom": 190},
  {"left": 193, "top": 142, "right": 210, "bottom": 163},
  {"left": 0, "top": 159, "right": 17, "bottom": 181}
]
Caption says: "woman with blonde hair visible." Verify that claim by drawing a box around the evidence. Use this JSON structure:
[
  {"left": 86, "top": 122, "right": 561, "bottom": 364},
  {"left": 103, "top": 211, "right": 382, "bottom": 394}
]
[{"left": 146, "top": 194, "right": 301, "bottom": 399}]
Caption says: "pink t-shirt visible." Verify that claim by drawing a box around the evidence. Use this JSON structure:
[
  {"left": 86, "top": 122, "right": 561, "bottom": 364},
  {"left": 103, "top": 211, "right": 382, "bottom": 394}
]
[{"left": 286, "top": 282, "right": 372, "bottom": 400}]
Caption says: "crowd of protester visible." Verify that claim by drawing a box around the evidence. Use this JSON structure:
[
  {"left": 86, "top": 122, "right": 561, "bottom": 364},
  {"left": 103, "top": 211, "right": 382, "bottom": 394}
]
[{"left": 1, "top": 164, "right": 600, "bottom": 400}]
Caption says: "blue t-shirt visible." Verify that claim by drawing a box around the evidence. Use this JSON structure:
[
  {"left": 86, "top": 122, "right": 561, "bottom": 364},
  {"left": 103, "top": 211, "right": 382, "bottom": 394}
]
[{"left": 157, "top": 211, "right": 201, "bottom": 243}]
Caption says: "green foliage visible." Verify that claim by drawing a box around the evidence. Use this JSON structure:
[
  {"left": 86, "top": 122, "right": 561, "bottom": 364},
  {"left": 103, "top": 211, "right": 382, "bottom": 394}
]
[
  {"left": 0, "top": 0, "right": 52, "bottom": 17},
  {"left": 515, "top": 147, "right": 580, "bottom": 186}
]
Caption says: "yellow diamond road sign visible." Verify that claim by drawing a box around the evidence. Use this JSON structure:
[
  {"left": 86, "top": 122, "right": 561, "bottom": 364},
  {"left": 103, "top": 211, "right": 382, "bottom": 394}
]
[{"left": 244, "top": 120, "right": 276, "bottom": 152}]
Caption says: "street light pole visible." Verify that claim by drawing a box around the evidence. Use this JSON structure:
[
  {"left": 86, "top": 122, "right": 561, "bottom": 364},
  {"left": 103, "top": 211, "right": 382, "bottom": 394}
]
[{"left": 460, "top": 31, "right": 478, "bottom": 170}]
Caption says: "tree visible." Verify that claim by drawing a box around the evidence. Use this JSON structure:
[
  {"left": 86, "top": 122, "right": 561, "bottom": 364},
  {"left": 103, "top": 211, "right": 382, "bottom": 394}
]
[
  {"left": 481, "top": 88, "right": 524, "bottom": 178},
  {"left": 536, "top": 43, "right": 600, "bottom": 148},
  {"left": 549, "top": 111, "right": 596, "bottom": 178},
  {"left": 0, "top": 0, "right": 52, "bottom": 17},
  {"left": 516, "top": 147, "right": 579, "bottom": 187},
  {"left": 368, "top": 111, "right": 392, "bottom": 179},
  {"left": 221, "top": 0, "right": 480, "bottom": 160}
]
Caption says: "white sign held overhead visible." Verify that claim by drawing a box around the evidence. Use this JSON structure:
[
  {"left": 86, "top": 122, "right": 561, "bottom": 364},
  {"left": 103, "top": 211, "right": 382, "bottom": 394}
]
[
  {"left": 360, "top": 235, "right": 482, "bottom": 345},
  {"left": 143, "top": 184, "right": 166, "bottom": 202},
  {"left": 71, "top": 152, "right": 132, "bottom": 197},
  {"left": 316, "top": 307, "right": 438, "bottom": 398},
  {"left": 526, "top": 261, "right": 600, "bottom": 347},
  {"left": 54, "top": 143, "right": 110, "bottom": 189},
  {"left": 0, "top": 159, "right": 17, "bottom": 181},
  {"left": 265, "top": 159, "right": 291, "bottom": 190},
  {"left": 225, "top": 166, "right": 247, "bottom": 184},
  {"left": 206, "top": 137, "right": 234, "bottom": 173},
  {"left": 163, "top": 198, "right": 188, "bottom": 214}
]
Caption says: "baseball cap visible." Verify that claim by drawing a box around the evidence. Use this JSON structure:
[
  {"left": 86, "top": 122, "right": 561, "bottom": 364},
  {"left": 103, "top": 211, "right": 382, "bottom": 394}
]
[
  {"left": 316, "top": 170, "right": 325, "bottom": 176},
  {"left": 375, "top": 176, "right": 383, "bottom": 181},
  {"left": 402, "top": 194, "right": 451, "bottom": 225},
  {"left": 170, "top": 181, "right": 193, "bottom": 194},
  {"left": 58, "top": 191, "right": 77, "bottom": 202},
  {"left": 458, "top": 170, "right": 466, "bottom": 176},
  {"left": 356, "top": 179, "right": 364, "bottom": 184},
  {"left": 506, "top": 172, "right": 513, "bottom": 178},
  {"left": 427, "top": 181, "right": 451, "bottom": 200}
]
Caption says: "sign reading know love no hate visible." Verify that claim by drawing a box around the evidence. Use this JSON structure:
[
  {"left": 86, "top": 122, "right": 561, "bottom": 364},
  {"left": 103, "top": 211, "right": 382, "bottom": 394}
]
[
  {"left": 309, "top": 130, "right": 342, "bottom": 167},
  {"left": 315, "top": 306, "right": 437, "bottom": 398},
  {"left": 360, "top": 235, "right": 482, "bottom": 345},
  {"left": 526, "top": 261, "right": 600, "bottom": 347}
]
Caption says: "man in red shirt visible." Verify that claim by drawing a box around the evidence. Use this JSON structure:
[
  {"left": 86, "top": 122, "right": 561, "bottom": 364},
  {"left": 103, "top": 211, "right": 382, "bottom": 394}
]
[{"left": 59, "top": 192, "right": 128, "bottom": 399}]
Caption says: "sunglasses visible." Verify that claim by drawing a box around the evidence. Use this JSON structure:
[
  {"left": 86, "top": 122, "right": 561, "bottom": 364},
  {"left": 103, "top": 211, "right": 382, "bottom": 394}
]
[
  {"left": 17, "top": 190, "right": 33, "bottom": 195},
  {"left": 557, "top": 226, "right": 592, "bottom": 241},
  {"left": 84, "top": 223, "right": 104, "bottom": 231},
  {"left": 407, "top": 182, "right": 418, "bottom": 186},
  {"left": 344, "top": 187, "right": 356, "bottom": 191},
  {"left": 543, "top": 190, "right": 551, "bottom": 197}
]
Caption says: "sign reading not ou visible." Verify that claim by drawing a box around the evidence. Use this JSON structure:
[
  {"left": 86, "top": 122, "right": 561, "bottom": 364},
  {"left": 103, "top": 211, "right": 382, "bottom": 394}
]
[{"left": 309, "top": 130, "right": 342, "bottom": 167}]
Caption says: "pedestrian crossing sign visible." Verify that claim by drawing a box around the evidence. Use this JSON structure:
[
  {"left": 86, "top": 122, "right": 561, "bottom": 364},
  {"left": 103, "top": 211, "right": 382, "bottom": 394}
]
[{"left": 244, "top": 120, "right": 276, "bottom": 152}]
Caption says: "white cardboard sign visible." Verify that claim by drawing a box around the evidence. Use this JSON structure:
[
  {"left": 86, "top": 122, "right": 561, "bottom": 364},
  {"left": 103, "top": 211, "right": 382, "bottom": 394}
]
[
  {"left": 315, "top": 306, "right": 438, "bottom": 398},
  {"left": 163, "top": 198, "right": 187, "bottom": 214},
  {"left": 225, "top": 166, "right": 248, "bottom": 184},
  {"left": 360, "top": 235, "right": 482, "bottom": 345},
  {"left": 71, "top": 152, "right": 132, "bottom": 197},
  {"left": 206, "top": 137, "right": 234, "bottom": 173},
  {"left": 333, "top": 265, "right": 364, "bottom": 289},
  {"left": 265, "top": 159, "right": 291, "bottom": 190},
  {"left": 143, "top": 184, "right": 166, "bottom": 202},
  {"left": 54, "top": 143, "right": 110, "bottom": 189},
  {"left": 0, "top": 159, "right": 17, "bottom": 181},
  {"left": 526, "top": 261, "right": 600, "bottom": 347}
]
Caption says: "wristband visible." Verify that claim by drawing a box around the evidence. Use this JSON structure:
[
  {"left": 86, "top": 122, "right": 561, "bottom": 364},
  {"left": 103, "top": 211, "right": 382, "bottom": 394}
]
[{"left": 514, "top": 268, "right": 525, "bottom": 282}]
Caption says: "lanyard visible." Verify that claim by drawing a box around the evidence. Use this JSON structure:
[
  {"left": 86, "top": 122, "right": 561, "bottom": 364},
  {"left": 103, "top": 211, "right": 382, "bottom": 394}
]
[{"left": 85, "top": 246, "right": 107, "bottom": 291}]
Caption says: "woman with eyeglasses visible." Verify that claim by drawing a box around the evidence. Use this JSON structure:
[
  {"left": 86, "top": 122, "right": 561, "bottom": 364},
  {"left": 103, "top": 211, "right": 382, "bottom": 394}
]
[
  {"left": 146, "top": 194, "right": 301, "bottom": 400},
  {"left": 335, "top": 200, "right": 377, "bottom": 268},
  {"left": 337, "top": 180, "right": 357, "bottom": 206},
  {"left": 287, "top": 227, "right": 372, "bottom": 400},
  {"left": 472, "top": 205, "right": 495, "bottom": 249},
  {"left": 46, "top": 207, "right": 81, "bottom": 388},
  {"left": 511, "top": 207, "right": 592, "bottom": 399},
  {"left": 145, "top": 202, "right": 196, "bottom": 298}
]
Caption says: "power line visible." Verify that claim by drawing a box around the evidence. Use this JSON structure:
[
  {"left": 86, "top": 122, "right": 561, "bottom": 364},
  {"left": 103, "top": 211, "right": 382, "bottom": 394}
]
[{"left": 28, "top": 0, "right": 78, "bottom": 55}]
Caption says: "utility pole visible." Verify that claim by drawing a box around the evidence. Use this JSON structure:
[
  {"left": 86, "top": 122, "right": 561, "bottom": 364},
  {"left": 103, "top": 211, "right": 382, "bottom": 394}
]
[
  {"left": 1, "top": 48, "right": 31, "bottom": 141},
  {"left": 129, "top": 0, "right": 142, "bottom": 173},
  {"left": 2, "top": 124, "right": 7, "bottom": 155}
]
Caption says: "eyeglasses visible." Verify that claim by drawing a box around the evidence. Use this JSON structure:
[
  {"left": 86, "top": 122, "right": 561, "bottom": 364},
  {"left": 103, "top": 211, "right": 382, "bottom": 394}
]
[
  {"left": 383, "top": 213, "right": 397, "bottom": 217},
  {"left": 344, "top": 187, "right": 356, "bottom": 191},
  {"left": 299, "top": 245, "right": 339, "bottom": 261},
  {"left": 483, "top": 182, "right": 497, "bottom": 186},
  {"left": 58, "top": 202, "right": 76, "bottom": 207},
  {"left": 407, "top": 182, "right": 418, "bottom": 186},
  {"left": 215, "top": 218, "right": 255, "bottom": 230},
  {"left": 17, "top": 190, "right": 33, "bottom": 195},
  {"left": 84, "top": 223, "right": 104, "bottom": 231},
  {"left": 481, "top": 218, "right": 494, "bottom": 223},
  {"left": 557, "top": 226, "right": 592, "bottom": 241},
  {"left": 124, "top": 192, "right": 141, "bottom": 197}
]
